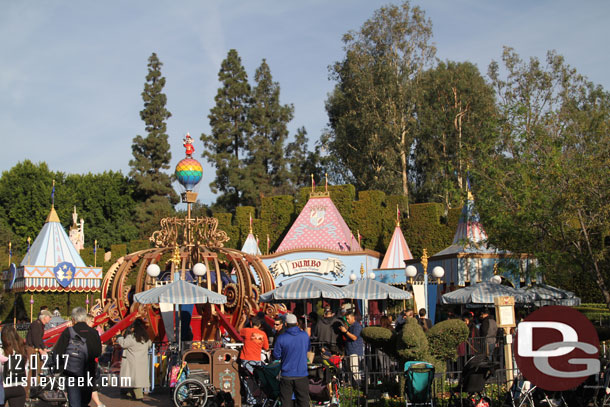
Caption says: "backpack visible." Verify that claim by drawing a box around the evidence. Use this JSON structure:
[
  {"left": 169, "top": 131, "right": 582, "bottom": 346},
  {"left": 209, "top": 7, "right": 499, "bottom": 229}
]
[{"left": 64, "top": 327, "right": 88, "bottom": 375}]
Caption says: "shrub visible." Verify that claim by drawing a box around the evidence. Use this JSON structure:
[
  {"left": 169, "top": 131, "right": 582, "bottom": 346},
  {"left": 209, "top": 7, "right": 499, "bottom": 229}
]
[
  {"left": 397, "top": 318, "right": 429, "bottom": 361},
  {"left": 362, "top": 327, "right": 396, "bottom": 356},
  {"left": 427, "top": 318, "right": 469, "bottom": 361}
]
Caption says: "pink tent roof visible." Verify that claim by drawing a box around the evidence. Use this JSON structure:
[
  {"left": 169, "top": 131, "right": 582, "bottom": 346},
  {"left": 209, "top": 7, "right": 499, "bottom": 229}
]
[
  {"left": 451, "top": 193, "right": 488, "bottom": 245},
  {"left": 380, "top": 225, "right": 413, "bottom": 269},
  {"left": 276, "top": 194, "right": 361, "bottom": 253}
]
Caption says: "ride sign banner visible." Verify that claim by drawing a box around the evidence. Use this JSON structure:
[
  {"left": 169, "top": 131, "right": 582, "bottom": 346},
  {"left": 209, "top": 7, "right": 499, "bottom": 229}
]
[{"left": 514, "top": 305, "right": 600, "bottom": 391}]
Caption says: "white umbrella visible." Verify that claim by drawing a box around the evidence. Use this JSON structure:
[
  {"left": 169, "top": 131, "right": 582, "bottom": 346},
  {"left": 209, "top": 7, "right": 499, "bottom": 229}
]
[
  {"left": 524, "top": 283, "right": 581, "bottom": 307},
  {"left": 134, "top": 279, "right": 226, "bottom": 351},
  {"left": 134, "top": 279, "right": 227, "bottom": 304},
  {"left": 340, "top": 278, "right": 412, "bottom": 300},
  {"left": 259, "top": 277, "right": 346, "bottom": 302},
  {"left": 441, "top": 282, "right": 535, "bottom": 305}
]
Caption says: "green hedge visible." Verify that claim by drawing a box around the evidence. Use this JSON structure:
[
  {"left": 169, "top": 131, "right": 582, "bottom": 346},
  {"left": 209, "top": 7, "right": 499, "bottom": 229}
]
[
  {"left": 426, "top": 319, "right": 469, "bottom": 361},
  {"left": 211, "top": 185, "right": 459, "bottom": 256}
]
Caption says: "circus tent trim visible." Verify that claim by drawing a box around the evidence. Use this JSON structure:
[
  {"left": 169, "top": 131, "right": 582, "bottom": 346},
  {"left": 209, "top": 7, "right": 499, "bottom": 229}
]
[
  {"left": 4, "top": 207, "right": 102, "bottom": 293},
  {"left": 262, "top": 191, "right": 379, "bottom": 286}
]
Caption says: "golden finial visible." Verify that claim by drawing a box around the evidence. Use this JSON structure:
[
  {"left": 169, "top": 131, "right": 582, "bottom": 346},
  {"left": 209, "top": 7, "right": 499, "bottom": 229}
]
[
  {"left": 325, "top": 173, "right": 328, "bottom": 192},
  {"left": 311, "top": 174, "right": 315, "bottom": 193},
  {"left": 360, "top": 263, "right": 365, "bottom": 279},
  {"left": 169, "top": 244, "right": 181, "bottom": 266},
  {"left": 421, "top": 248, "right": 429, "bottom": 273},
  {"left": 249, "top": 212, "right": 253, "bottom": 234},
  {"left": 396, "top": 204, "right": 400, "bottom": 227}
]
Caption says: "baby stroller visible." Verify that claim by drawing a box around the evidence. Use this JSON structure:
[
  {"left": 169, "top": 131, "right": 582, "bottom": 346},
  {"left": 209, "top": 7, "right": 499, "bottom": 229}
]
[
  {"left": 29, "top": 352, "right": 68, "bottom": 407},
  {"left": 404, "top": 361, "right": 435, "bottom": 406},
  {"left": 308, "top": 364, "right": 333, "bottom": 404},
  {"left": 253, "top": 362, "right": 282, "bottom": 407},
  {"left": 449, "top": 354, "right": 496, "bottom": 407},
  {"left": 502, "top": 373, "right": 567, "bottom": 407}
]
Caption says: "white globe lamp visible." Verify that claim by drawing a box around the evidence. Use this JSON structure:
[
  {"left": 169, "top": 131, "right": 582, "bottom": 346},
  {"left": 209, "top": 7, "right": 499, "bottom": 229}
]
[
  {"left": 405, "top": 265, "right": 417, "bottom": 284},
  {"left": 490, "top": 275, "right": 502, "bottom": 284},
  {"left": 349, "top": 273, "right": 357, "bottom": 282},
  {"left": 432, "top": 266, "right": 445, "bottom": 284},
  {"left": 146, "top": 263, "right": 161, "bottom": 278},
  {"left": 369, "top": 272, "right": 376, "bottom": 280},
  {"left": 193, "top": 263, "right": 207, "bottom": 277}
]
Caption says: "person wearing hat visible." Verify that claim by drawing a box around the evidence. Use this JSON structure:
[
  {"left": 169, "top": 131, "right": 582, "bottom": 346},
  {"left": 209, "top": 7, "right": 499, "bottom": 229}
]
[
  {"left": 313, "top": 306, "right": 342, "bottom": 354},
  {"left": 26, "top": 309, "right": 52, "bottom": 355},
  {"left": 272, "top": 313, "right": 310, "bottom": 407}
]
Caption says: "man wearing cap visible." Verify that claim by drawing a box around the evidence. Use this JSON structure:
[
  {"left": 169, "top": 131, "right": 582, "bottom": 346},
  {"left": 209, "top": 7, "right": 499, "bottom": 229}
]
[
  {"left": 27, "top": 310, "right": 52, "bottom": 355},
  {"left": 273, "top": 313, "right": 310, "bottom": 407}
]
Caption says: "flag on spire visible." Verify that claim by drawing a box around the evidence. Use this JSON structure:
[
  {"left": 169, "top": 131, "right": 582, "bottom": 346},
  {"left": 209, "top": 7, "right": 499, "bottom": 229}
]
[
  {"left": 51, "top": 180, "right": 55, "bottom": 207},
  {"left": 397, "top": 205, "right": 401, "bottom": 226}
]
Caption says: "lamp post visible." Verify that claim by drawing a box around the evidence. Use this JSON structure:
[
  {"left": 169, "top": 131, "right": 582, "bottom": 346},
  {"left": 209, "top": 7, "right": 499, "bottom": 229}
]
[
  {"left": 193, "top": 263, "right": 207, "bottom": 286},
  {"left": 404, "top": 249, "right": 445, "bottom": 317},
  {"left": 146, "top": 263, "right": 161, "bottom": 285}
]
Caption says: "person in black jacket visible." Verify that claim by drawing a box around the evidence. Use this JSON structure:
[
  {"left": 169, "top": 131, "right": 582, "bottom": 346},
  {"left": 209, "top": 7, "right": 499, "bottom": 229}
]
[
  {"left": 53, "top": 307, "right": 102, "bottom": 407},
  {"left": 26, "top": 310, "right": 52, "bottom": 354},
  {"left": 479, "top": 308, "right": 498, "bottom": 357}
]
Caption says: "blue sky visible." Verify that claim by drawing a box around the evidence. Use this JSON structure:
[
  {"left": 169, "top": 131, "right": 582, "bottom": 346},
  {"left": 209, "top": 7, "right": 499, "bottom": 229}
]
[{"left": 1, "top": 1, "right": 609, "bottom": 204}]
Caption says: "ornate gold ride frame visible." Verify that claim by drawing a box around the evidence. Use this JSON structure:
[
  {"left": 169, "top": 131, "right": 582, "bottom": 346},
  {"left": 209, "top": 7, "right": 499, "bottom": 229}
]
[
  {"left": 150, "top": 216, "right": 230, "bottom": 249},
  {"left": 99, "top": 214, "right": 276, "bottom": 342}
]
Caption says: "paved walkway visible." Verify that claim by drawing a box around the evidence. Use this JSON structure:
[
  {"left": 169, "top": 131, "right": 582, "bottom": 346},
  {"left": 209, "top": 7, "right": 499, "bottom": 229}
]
[{"left": 29, "top": 386, "right": 173, "bottom": 406}]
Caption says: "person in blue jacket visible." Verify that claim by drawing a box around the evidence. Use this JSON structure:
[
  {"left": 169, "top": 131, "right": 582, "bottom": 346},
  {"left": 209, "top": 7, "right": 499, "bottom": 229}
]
[{"left": 272, "top": 313, "right": 310, "bottom": 407}]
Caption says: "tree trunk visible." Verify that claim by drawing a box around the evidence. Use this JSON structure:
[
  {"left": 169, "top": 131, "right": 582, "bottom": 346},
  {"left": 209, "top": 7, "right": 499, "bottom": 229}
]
[
  {"left": 577, "top": 210, "right": 610, "bottom": 310},
  {"left": 400, "top": 129, "right": 409, "bottom": 217}
]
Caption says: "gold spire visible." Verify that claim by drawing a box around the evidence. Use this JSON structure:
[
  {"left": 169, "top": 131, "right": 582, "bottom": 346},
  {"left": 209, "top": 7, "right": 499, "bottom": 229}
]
[
  {"left": 359, "top": 263, "right": 365, "bottom": 279},
  {"left": 46, "top": 207, "right": 60, "bottom": 223},
  {"left": 421, "top": 248, "right": 429, "bottom": 273},
  {"left": 249, "top": 213, "right": 253, "bottom": 234}
]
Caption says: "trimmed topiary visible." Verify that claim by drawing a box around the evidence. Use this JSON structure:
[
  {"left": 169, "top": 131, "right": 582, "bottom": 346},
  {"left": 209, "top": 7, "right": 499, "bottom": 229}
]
[
  {"left": 397, "top": 318, "right": 429, "bottom": 361},
  {"left": 426, "top": 318, "right": 469, "bottom": 361},
  {"left": 362, "top": 326, "right": 396, "bottom": 356}
]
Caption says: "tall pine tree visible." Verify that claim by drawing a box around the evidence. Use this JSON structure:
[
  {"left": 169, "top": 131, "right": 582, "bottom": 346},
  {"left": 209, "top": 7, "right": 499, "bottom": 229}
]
[
  {"left": 130, "top": 53, "right": 177, "bottom": 236},
  {"left": 201, "top": 49, "right": 252, "bottom": 211},
  {"left": 246, "top": 59, "right": 294, "bottom": 202}
]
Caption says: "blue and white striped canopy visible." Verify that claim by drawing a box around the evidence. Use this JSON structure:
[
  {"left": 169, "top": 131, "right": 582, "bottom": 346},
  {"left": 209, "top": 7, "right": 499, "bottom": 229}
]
[
  {"left": 340, "top": 278, "right": 412, "bottom": 300},
  {"left": 134, "top": 279, "right": 227, "bottom": 305},
  {"left": 441, "top": 282, "right": 535, "bottom": 305},
  {"left": 259, "top": 277, "right": 346, "bottom": 302},
  {"left": 524, "top": 284, "right": 581, "bottom": 307}
]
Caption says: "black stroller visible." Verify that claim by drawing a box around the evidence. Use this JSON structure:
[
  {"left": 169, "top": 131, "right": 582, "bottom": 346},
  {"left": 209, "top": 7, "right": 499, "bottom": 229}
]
[
  {"left": 449, "top": 354, "right": 496, "bottom": 407},
  {"left": 29, "top": 352, "right": 68, "bottom": 407}
]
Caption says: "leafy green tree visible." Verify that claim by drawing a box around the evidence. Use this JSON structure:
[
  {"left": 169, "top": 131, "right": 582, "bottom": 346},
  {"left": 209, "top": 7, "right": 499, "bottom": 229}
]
[
  {"left": 201, "top": 49, "right": 252, "bottom": 211},
  {"left": 64, "top": 172, "right": 138, "bottom": 248},
  {"left": 130, "top": 52, "right": 178, "bottom": 205},
  {"left": 325, "top": 0, "right": 436, "bottom": 211},
  {"left": 245, "top": 59, "right": 294, "bottom": 203},
  {"left": 285, "top": 127, "right": 323, "bottom": 192},
  {"left": 0, "top": 161, "right": 57, "bottom": 243},
  {"left": 413, "top": 61, "right": 497, "bottom": 210},
  {"left": 474, "top": 47, "right": 610, "bottom": 307}
]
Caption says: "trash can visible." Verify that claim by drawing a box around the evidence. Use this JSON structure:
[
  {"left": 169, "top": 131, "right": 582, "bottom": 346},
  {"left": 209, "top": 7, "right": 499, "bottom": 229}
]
[{"left": 211, "top": 348, "right": 241, "bottom": 406}]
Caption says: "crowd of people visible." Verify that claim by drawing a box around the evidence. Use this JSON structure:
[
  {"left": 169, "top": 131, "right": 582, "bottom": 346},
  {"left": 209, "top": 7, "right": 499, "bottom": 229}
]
[{"left": 0, "top": 306, "right": 152, "bottom": 407}]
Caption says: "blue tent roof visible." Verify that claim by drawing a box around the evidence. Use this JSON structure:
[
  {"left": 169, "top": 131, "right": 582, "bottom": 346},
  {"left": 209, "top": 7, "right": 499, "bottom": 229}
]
[{"left": 21, "top": 207, "right": 86, "bottom": 267}]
